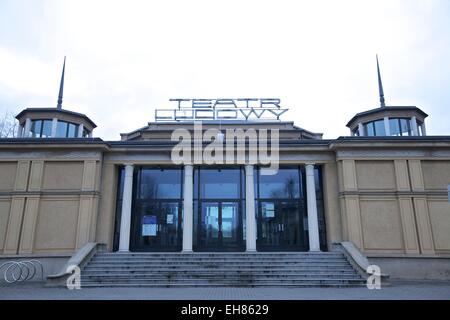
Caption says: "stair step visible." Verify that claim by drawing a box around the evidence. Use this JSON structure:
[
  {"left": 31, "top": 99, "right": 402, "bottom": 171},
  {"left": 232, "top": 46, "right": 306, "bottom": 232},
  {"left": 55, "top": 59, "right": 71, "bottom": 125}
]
[
  {"left": 92, "top": 256, "right": 346, "bottom": 261},
  {"left": 80, "top": 283, "right": 366, "bottom": 288},
  {"left": 86, "top": 263, "right": 353, "bottom": 270},
  {"left": 82, "top": 273, "right": 362, "bottom": 278},
  {"left": 86, "top": 260, "right": 348, "bottom": 266},
  {"left": 98, "top": 252, "right": 344, "bottom": 256},
  {"left": 79, "top": 251, "right": 363, "bottom": 288},
  {"left": 82, "top": 270, "right": 358, "bottom": 274},
  {"left": 80, "top": 278, "right": 365, "bottom": 283}
]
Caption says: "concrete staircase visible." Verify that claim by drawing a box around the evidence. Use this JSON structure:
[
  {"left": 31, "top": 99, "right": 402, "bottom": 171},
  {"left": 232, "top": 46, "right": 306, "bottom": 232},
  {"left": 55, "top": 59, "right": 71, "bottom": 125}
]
[{"left": 80, "top": 252, "right": 366, "bottom": 287}]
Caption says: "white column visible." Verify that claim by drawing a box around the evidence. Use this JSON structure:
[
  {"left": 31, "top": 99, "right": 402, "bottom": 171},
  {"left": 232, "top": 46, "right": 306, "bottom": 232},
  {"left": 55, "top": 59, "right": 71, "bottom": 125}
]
[
  {"left": 182, "top": 165, "right": 194, "bottom": 252},
  {"left": 411, "top": 116, "right": 419, "bottom": 136},
  {"left": 118, "top": 164, "right": 134, "bottom": 252},
  {"left": 358, "top": 123, "right": 364, "bottom": 136},
  {"left": 421, "top": 123, "right": 427, "bottom": 136},
  {"left": 305, "top": 163, "right": 321, "bottom": 252},
  {"left": 23, "top": 118, "right": 31, "bottom": 137},
  {"left": 245, "top": 165, "right": 257, "bottom": 252},
  {"left": 384, "top": 117, "right": 391, "bottom": 136},
  {"left": 78, "top": 123, "right": 84, "bottom": 138},
  {"left": 51, "top": 118, "right": 58, "bottom": 137}
]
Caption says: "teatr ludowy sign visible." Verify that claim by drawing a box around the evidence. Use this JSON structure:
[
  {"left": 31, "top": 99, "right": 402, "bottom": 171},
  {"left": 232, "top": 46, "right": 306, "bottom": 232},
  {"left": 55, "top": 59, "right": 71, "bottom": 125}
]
[{"left": 155, "top": 98, "right": 289, "bottom": 121}]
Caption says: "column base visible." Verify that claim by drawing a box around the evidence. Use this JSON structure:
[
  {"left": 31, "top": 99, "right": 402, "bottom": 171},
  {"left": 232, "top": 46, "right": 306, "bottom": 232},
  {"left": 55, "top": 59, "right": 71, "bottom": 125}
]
[
  {"left": 182, "top": 250, "right": 193, "bottom": 253},
  {"left": 309, "top": 249, "right": 321, "bottom": 252}
]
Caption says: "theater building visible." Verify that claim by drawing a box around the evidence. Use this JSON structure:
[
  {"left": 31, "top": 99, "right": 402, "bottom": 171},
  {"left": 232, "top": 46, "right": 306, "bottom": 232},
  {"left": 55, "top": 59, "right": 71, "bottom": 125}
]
[{"left": 1, "top": 65, "right": 450, "bottom": 284}]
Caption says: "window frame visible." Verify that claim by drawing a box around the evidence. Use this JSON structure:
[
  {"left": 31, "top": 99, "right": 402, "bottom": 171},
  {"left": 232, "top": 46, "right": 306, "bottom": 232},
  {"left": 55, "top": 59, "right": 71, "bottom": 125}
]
[
  {"left": 30, "top": 119, "right": 53, "bottom": 138},
  {"left": 55, "top": 120, "right": 80, "bottom": 138}
]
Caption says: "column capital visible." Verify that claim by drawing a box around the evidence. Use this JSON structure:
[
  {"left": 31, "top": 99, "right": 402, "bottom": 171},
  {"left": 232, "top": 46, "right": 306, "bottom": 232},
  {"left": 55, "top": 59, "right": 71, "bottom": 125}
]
[
  {"left": 305, "top": 163, "right": 316, "bottom": 171},
  {"left": 245, "top": 164, "right": 254, "bottom": 176},
  {"left": 184, "top": 164, "right": 193, "bottom": 176}
]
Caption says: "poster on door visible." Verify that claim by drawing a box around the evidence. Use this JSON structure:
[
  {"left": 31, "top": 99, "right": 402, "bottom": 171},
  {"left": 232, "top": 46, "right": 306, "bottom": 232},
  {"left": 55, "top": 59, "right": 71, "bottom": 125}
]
[{"left": 142, "top": 215, "right": 157, "bottom": 236}]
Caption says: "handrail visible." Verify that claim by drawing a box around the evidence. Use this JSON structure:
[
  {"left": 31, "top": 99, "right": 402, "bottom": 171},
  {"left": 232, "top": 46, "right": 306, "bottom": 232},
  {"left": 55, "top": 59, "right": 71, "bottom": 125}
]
[
  {"left": 333, "top": 241, "right": 390, "bottom": 283},
  {"left": 46, "top": 242, "right": 106, "bottom": 286}
]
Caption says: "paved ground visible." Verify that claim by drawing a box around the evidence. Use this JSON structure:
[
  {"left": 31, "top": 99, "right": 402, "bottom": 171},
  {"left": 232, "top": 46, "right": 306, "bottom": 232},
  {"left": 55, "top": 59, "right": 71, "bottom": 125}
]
[{"left": 0, "top": 281, "right": 450, "bottom": 300}]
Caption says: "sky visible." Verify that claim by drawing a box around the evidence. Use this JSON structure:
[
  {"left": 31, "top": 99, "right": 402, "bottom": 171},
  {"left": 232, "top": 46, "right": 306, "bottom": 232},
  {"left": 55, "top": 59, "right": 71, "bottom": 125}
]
[{"left": 0, "top": 0, "right": 449, "bottom": 140}]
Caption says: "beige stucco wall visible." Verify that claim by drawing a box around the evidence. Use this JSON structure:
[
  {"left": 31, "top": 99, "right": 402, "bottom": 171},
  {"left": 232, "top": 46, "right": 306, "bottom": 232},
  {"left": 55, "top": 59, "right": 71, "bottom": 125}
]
[
  {"left": 337, "top": 155, "right": 450, "bottom": 257},
  {"left": 0, "top": 153, "right": 102, "bottom": 255}
]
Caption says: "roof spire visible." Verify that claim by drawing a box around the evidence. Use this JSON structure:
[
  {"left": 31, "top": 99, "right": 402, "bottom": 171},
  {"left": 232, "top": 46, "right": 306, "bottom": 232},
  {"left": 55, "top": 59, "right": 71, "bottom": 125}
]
[
  {"left": 57, "top": 56, "right": 66, "bottom": 109},
  {"left": 376, "top": 54, "right": 386, "bottom": 108}
]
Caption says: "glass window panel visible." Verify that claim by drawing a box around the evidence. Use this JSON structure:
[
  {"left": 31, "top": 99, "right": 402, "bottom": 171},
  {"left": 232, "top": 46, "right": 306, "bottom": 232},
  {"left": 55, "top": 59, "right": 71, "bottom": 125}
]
[
  {"left": 30, "top": 120, "right": 42, "bottom": 138},
  {"left": 258, "top": 168, "right": 300, "bottom": 199},
  {"left": 41, "top": 120, "right": 52, "bottom": 138},
  {"left": 400, "top": 118, "right": 411, "bottom": 136},
  {"left": 138, "top": 168, "right": 182, "bottom": 199},
  {"left": 67, "top": 123, "right": 78, "bottom": 137},
  {"left": 373, "top": 119, "right": 386, "bottom": 136},
  {"left": 389, "top": 119, "right": 401, "bottom": 136},
  {"left": 196, "top": 168, "right": 241, "bottom": 199},
  {"left": 56, "top": 121, "right": 68, "bottom": 137},
  {"left": 364, "top": 122, "right": 375, "bottom": 136}
]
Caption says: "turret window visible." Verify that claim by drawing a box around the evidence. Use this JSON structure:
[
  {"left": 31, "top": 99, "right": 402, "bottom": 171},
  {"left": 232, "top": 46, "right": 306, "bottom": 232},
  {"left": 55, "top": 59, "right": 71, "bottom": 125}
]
[
  {"left": 30, "top": 119, "right": 52, "bottom": 138},
  {"left": 389, "top": 118, "right": 412, "bottom": 136},
  {"left": 56, "top": 120, "right": 79, "bottom": 138},
  {"left": 363, "top": 119, "right": 385, "bottom": 136}
]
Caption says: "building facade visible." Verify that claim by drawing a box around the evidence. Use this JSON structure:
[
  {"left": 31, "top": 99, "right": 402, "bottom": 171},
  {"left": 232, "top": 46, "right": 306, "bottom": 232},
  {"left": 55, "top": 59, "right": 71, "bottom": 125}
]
[
  {"left": 1, "top": 100, "right": 450, "bottom": 280},
  {"left": 0, "top": 59, "right": 449, "bottom": 281}
]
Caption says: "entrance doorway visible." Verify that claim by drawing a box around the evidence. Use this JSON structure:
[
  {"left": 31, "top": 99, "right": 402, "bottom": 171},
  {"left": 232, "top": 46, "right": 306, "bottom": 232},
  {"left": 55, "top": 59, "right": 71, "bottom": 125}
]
[
  {"left": 197, "top": 201, "right": 243, "bottom": 251},
  {"left": 257, "top": 200, "right": 308, "bottom": 251},
  {"left": 193, "top": 167, "right": 245, "bottom": 251}
]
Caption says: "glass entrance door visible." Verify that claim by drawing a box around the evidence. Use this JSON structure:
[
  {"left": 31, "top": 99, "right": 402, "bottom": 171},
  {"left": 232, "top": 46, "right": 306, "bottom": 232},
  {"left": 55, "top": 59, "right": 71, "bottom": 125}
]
[
  {"left": 257, "top": 200, "right": 308, "bottom": 251},
  {"left": 197, "top": 201, "right": 243, "bottom": 251},
  {"left": 193, "top": 167, "right": 245, "bottom": 252},
  {"left": 130, "top": 201, "right": 182, "bottom": 251}
]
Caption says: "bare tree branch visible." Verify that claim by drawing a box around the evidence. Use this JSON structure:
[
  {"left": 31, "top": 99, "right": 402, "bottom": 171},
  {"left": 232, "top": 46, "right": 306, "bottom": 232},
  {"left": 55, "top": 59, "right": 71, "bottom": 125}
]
[{"left": 0, "top": 111, "right": 19, "bottom": 138}]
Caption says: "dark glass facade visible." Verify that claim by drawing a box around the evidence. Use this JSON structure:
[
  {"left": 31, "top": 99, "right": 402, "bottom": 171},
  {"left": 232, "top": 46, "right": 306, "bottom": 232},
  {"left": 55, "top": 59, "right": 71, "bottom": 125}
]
[
  {"left": 255, "top": 166, "right": 326, "bottom": 251},
  {"left": 114, "top": 165, "right": 327, "bottom": 252},
  {"left": 114, "top": 167, "right": 184, "bottom": 252}
]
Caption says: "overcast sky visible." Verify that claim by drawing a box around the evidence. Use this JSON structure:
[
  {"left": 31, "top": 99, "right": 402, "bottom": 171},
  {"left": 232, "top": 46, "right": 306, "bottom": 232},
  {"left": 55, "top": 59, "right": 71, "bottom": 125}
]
[{"left": 0, "top": 0, "right": 449, "bottom": 140}]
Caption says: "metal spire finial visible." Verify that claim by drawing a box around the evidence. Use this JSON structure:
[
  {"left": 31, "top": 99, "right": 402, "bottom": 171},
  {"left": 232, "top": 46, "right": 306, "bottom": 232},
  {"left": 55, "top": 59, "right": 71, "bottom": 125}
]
[
  {"left": 376, "top": 54, "right": 386, "bottom": 108},
  {"left": 57, "top": 56, "right": 66, "bottom": 109}
]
